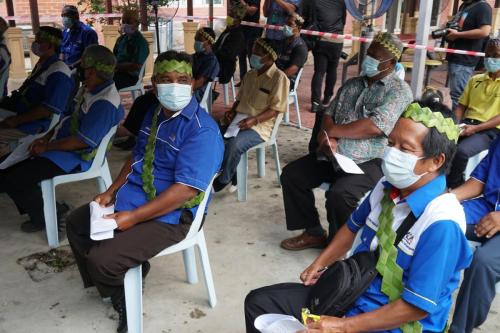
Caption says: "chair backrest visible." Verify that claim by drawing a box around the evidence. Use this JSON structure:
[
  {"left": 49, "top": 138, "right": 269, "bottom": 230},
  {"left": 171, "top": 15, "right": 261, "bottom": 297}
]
[
  {"left": 184, "top": 175, "right": 217, "bottom": 239},
  {"left": 137, "top": 62, "right": 146, "bottom": 83},
  {"left": 292, "top": 67, "right": 304, "bottom": 92},
  {"left": 269, "top": 113, "right": 284, "bottom": 142},
  {"left": 47, "top": 113, "right": 61, "bottom": 131},
  {"left": 464, "top": 149, "right": 488, "bottom": 180},
  {"left": 200, "top": 81, "right": 213, "bottom": 113},
  {"left": 87, "top": 125, "right": 118, "bottom": 172}
]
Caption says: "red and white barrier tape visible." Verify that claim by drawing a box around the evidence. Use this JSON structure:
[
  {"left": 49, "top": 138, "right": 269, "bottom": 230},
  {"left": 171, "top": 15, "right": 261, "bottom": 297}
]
[{"left": 5, "top": 14, "right": 486, "bottom": 57}]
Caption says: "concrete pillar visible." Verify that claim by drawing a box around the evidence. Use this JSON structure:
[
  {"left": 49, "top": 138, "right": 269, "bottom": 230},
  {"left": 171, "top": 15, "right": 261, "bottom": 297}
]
[
  {"left": 102, "top": 25, "right": 120, "bottom": 51},
  {"left": 143, "top": 31, "right": 154, "bottom": 82},
  {"left": 5, "top": 27, "right": 26, "bottom": 79},
  {"left": 351, "top": 21, "right": 362, "bottom": 57},
  {"left": 492, "top": 7, "right": 500, "bottom": 37},
  {"left": 411, "top": 0, "right": 433, "bottom": 98},
  {"left": 182, "top": 21, "right": 199, "bottom": 54},
  {"left": 28, "top": 35, "right": 39, "bottom": 70}
]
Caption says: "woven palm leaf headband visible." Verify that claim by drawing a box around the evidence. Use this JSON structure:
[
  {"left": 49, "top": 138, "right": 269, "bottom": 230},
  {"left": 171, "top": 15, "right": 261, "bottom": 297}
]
[
  {"left": 372, "top": 32, "right": 403, "bottom": 59},
  {"left": 153, "top": 60, "right": 192, "bottom": 76},
  {"left": 403, "top": 103, "right": 460, "bottom": 143},
  {"left": 197, "top": 29, "right": 215, "bottom": 44},
  {"left": 82, "top": 56, "right": 115, "bottom": 74},
  {"left": 38, "top": 30, "right": 61, "bottom": 47},
  {"left": 255, "top": 38, "right": 278, "bottom": 61}
]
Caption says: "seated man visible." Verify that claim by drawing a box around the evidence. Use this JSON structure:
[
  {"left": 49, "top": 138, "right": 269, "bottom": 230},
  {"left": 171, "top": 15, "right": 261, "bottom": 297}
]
[
  {"left": 276, "top": 13, "right": 308, "bottom": 90},
  {"left": 0, "top": 17, "right": 11, "bottom": 99},
  {"left": 113, "top": 9, "right": 149, "bottom": 90},
  {"left": 447, "top": 38, "right": 500, "bottom": 188},
  {"left": 193, "top": 27, "right": 220, "bottom": 102},
  {"left": 60, "top": 5, "right": 98, "bottom": 68},
  {"left": 0, "top": 45, "right": 123, "bottom": 233},
  {"left": 449, "top": 135, "right": 500, "bottom": 333},
  {"left": 66, "top": 50, "right": 224, "bottom": 333},
  {"left": 280, "top": 32, "right": 412, "bottom": 250},
  {"left": 214, "top": 3, "right": 246, "bottom": 85},
  {"left": 213, "top": 38, "right": 289, "bottom": 192},
  {"left": 245, "top": 101, "right": 472, "bottom": 333},
  {"left": 0, "top": 26, "right": 73, "bottom": 158}
]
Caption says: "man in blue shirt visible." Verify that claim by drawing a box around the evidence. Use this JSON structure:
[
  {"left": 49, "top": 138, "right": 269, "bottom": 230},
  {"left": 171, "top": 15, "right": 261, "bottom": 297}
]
[
  {"left": 0, "top": 45, "right": 123, "bottom": 233},
  {"left": 60, "top": 5, "right": 98, "bottom": 68},
  {"left": 66, "top": 50, "right": 224, "bottom": 333},
  {"left": 245, "top": 101, "right": 472, "bottom": 332},
  {"left": 193, "top": 27, "right": 219, "bottom": 102},
  {"left": 0, "top": 26, "right": 73, "bottom": 158},
  {"left": 449, "top": 134, "right": 500, "bottom": 333},
  {"left": 263, "top": 0, "right": 301, "bottom": 53}
]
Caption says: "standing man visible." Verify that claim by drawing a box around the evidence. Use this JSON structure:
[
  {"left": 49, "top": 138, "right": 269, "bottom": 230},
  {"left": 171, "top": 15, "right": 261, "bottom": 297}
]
[
  {"left": 113, "top": 9, "right": 149, "bottom": 90},
  {"left": 263, "top": 0, "right": 301, "bottom": 54},
  {"left": 445, "top": 0, "right": 492, "bottom": 110},
  {"left": 0, "top": 17, "right": 11, "bottom": 99},
  {"left": 60, "top": 5, "right": 98, "bottom": 68}
]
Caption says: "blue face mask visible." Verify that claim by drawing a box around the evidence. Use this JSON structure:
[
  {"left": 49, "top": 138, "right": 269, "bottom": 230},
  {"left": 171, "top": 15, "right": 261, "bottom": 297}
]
[
  {"left": 484, "top": 57, "right": 500, "bottom": 73},
  {"left": 362, "top": 55, "right": 392, "bottom": 78},
  {"left": 62, "top": 17, "right": 74, "bottom": 29},
  {"left": 156, "top": 83, "right": 192, "bottom": 112},
  {"left": 194, "top": 41, "right": 205, "bottom": 53},
  {"left": 283, "top": 25, "right": 294, "bottom": 38},
  {"left": 381, "top": 147, "right": 427, "bottom": 189},
  {"left": 250, "top": 54, "right": 263, "bottom": 70}
]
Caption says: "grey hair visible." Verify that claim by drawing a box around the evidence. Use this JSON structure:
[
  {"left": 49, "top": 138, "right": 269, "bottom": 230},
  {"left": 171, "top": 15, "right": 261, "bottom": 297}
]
[{"left": 82, "top": 45, "right": 116, "bottom": 81}]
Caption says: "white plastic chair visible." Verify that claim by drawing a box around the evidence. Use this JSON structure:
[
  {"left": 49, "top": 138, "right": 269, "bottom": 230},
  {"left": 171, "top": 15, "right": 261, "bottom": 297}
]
[
  {"left": 284, "top": 68, "right": 304, "bottom": 129},
  {"left": 200, "top": 81, "right": 213, "bottom": 114},
  {"left": 468, "top": 241, "right": 500, "bottom": 294},
  {"left": 124, "top": 176, "right": 218, "bottom": 333},
  {"left": 119, "top": 63, "right": 146, "bottom": 100},
  {"left": 40, "top": 125, "right": 117, "bottom": 248},
  {"left": 236, "top": 113, "right": 284, "bottom": 202},
  {"left": 215, "top": 77, "right": 236, "bottom": 106},
  {"left": 464, "top": 150, "right": 489, "bottom": 180}
]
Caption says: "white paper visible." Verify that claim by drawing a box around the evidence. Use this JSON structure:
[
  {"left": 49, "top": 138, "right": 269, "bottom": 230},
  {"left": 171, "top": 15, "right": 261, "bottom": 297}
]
[
  {"left": 89, "top": 201, "right": 117, "bottom": 241},
  {"left": 334, "top": 153, "right": 365, "bottom": 174},
  {"left": 0, "top": 133, "right": 45, "bottom": 169},
  {"left": 254, "top": 314, "right": 306, "bottom": 333},
  {"left": 224, "top": 113, "right": 249, "bottom": 138}
]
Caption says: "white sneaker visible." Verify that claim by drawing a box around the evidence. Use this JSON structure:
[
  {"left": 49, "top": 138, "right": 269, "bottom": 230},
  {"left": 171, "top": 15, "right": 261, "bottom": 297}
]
[{"left": 227, "top": 185, "right": 238, "bottom": 193}]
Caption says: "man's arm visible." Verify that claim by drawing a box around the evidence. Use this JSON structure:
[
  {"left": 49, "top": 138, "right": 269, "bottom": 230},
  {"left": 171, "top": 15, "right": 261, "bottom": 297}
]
[
  {"left": 263, "top": 0, "right": 271, "bottom": 17},
  {"left": 0, "top": 105, "right": 52, "bottom": 128},
  {"left": 454, "top": 104, "right": 467, "bottom": 122},
  {"left": 469, "top": 115, "right": 500, "bottom": 133},
  {"left": 283, "top": 65, "right": 299, "bottom": 78},
  {"left": 273, "top": 0, "right": 297, "bottom": 14},
  {"left": 324, "top": 118, "right": 383, "bottom": 139},
  {"left": 447, "top": 25, "right": 491, "bottom": 41},
  {"left": 238, "top": 109, "right": 279, "bottom": 130},
  {"left": 449, "top": 178, "right": 484, "bottom": 201},
  {"left": 241, "top": 0, "right": 258, "bottom": 15}
]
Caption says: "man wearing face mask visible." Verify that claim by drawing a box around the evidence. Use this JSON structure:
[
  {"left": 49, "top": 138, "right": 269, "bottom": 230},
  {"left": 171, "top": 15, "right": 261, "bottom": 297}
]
[
  {"left": 213, "top": 38, "right": 289, "bottom": 192},
  {"left": 447, "top": 38, "right": 500, "bottom": 189},
  {"left": 192, "top": 27, "right": 219, "bottom": 102},
  {"left": 280, "top": 32, "right": 412, "bottom": 251},
  {"left": 0, "top": 45, "right": 123, "bottom": 233},
  {"left": 245, "top": 101, "right": 472, "bottom": 333},
  {"left": 113, "top": 9, "right": 149, "bottom": 90},
  {"left": 66, "top": 50, "right": 224, "bottom": 333},
  {"left": 276, "top": 13, "right": 308, "bottom": 90},
  {"left": 263, "top": 0, "right": 301, "bottom": 54},
  {"left": 60, "top": 5, "right": 98, "bottom": 68},
  {"left": 0, "top": 26, "right": 73, "bottom": 158}
]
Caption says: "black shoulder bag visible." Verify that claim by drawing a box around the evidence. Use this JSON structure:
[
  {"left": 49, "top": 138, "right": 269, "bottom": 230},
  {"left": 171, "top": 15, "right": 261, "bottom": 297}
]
[{"left": 307, "top": 212, "right": 417, "bottom": 317}]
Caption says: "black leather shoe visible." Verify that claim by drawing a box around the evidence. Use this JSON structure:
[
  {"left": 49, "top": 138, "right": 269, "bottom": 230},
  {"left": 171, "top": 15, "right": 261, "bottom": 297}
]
[{"left": 112, "top": 291, "right": 127, "bottom": 333}]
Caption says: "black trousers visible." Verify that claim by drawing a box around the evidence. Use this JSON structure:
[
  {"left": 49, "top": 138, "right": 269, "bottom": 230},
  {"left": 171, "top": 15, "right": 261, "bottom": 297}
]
[
  {"left": 239, "top": 27, "right": 262, "bottom": 79},
  {"left": 311, "top": 41, "right": 343, "bottom": 105},
  {"left": 113, "top": 72, "right": 139, "bottom": 90},
  {"left": 245, "top": 283, "right": 311, "bottom": 333},
  {"left": 447, "top": 123, "right": 498, "bottom": 188},
  {"left": 280, "top": 153, "right": 383, "bottom": 240},
  {"left": 0, "top": 157, "right": 66, "bottom": 226},
  {"left": 66, "top": 204, "right": 191, "bottom": 298},
  {"left": 308, "top": 109, "right": 324, "bottom": 153}
]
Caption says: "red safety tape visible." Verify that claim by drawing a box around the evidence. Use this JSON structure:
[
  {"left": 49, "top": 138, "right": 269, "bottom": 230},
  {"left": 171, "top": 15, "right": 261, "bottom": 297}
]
[{"left": 5, "top": 14, "right": 486, "bottom": 57}]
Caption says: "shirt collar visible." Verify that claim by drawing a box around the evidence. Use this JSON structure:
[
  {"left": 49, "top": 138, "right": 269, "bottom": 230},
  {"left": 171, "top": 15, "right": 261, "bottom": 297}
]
[
  {"left": 483, "top": 72, "right": 500, "bottom": 82},
  {"left": 71, "top": 21, "right": 84, "bottom": 32},
  {"left": 90, "top": 80, "right": 114, "bottom": 95},
  {"left": 262, "top": 63, "right": 278, "bottom": 78},
  {"left": 383, "top": 174, "right": 447, "bottom": 217},
  {"left": 38, "top": 54, "right": 60, "bottom": 71},
  {"left": 362, "top": 70, "right": 397, "bottom": 86}
]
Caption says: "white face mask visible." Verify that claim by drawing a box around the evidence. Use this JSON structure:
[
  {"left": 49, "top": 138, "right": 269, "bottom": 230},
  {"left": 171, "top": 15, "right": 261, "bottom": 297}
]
[
  {"left": 156, "top": 83, "right": 192, "bottom": 111},
  {"left": 381, "top": 147, "right": 428, "bottom": 189}
]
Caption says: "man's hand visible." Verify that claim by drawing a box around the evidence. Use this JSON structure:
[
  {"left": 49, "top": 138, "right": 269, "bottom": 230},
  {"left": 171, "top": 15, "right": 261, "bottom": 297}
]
[
  {"left": 300, "top": 263, "right": 328, "bottom": 286},
  {"left": 299, "top": 316, "right": 349, "bottom": 333},
  {"left": 94, "top": 189, "right": 116, "bottom": 207},
  {"left": 475, "top": 211, "right": 500, "bottom": 239},
  {"left": 0, "top": 116, "right": 18, "bottom": 129},
  {"left": 460, "top": 124, "right": 478, "bottom": 137},
  {"left": 445, "top": 29, "right": 460, "bottom": 41},
  {"left": 30, "top": 139, "right": 49, "bottom": 155},
  {"left": 106, "top": 211, "right": 137, "bottom": 231},
  {"left": 319, "top": 136, "right": 337, "bottom": 157},
  {"left": 223, "top": 109, "right": 236, "bottom": 125},
  {"left": 239, "top": 117, "right": 258, "bottom": 130}
]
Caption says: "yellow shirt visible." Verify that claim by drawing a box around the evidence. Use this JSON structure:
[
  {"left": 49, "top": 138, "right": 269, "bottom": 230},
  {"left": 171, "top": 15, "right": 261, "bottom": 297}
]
[
  {"left": 236, "top": 63, "right": 290, "bottom": 141},
  {"left": 459, "top": 73, "right": 500, "bottom": 128}
]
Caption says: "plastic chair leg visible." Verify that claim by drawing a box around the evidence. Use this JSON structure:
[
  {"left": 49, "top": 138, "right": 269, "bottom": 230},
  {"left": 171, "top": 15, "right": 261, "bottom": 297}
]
[
  {"left": 124, "top": 265, "right": 143, "bottom": 333},
  {"left": 230, "top": 77, "right": 236, "bottom": 102},
  {"left": 223, "top": 84, "right": 229, "bottom": 105},
  {"left": 284, "top": 102, "right": 290, "bottom": 124},
  {"left": 294, "top": 95, "right": 301, "bottom": 129},
  {"left": 97, "top": 160, "right": 113, "bottom": 193},
  {"left": 257, "top": 147, "right": 266, "bottom": 178},
  {"left": 182, "top": 247, "right": 198, "bottom": 284},
  {"left": 131, "top": 90, "right": 137, "bottom": 101},
  {"left": 41, "top": 180, "right": 59, "bottom": 248},
  {"left": 197, "top": 231, "right": 217, "bottom": 307},
  {"left": 272, "top": 143, "right": 281, "bottom": 186},
  {"left": 237, "top": 151, "right": 248, "bottom": 202},
  {"left": 496, "top": 282, "right": 500, "bottom": 294}
]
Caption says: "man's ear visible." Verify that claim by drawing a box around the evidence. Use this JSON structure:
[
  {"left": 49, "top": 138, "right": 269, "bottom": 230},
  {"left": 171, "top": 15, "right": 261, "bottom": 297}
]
[{"left": 429, "top": 153, "right": 446, "bottom": 173}]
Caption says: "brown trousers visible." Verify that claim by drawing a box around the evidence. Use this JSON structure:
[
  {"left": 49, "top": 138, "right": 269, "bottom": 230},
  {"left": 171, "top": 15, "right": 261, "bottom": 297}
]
[{"left": 66, "top": 204, "right": 191, "bottom": 298}]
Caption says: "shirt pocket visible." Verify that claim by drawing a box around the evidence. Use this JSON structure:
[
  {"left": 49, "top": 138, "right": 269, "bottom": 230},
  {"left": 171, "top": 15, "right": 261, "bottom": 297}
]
[{"left": 252, "top": 88, "right": 271, "bottom": 111}]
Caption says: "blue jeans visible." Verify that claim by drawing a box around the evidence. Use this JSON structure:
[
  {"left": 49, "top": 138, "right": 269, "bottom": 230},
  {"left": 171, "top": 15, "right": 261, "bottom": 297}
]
[
  {"left": 218, "top": 129, "right": 264, "bottom": 184},
  {"left": 448, "top": 62, "right": 475, "bottom": 110}
]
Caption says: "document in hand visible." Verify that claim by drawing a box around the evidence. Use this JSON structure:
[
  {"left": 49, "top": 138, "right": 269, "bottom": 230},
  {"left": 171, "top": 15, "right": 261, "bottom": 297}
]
[
  {"left": 89, "top": 201, "right": 117, "bottom": 241},
  {"left": 224, "top": 112, "right": 249, "bottom": 138},
  {"left": 254, "top": 313, "right": 306, "bottom": 333},
  {"left": 0, "top": 133, "right": 45, "bottom": 169},
  {"left": 333, "top": 153, "right": 364, "bottom": 174}
]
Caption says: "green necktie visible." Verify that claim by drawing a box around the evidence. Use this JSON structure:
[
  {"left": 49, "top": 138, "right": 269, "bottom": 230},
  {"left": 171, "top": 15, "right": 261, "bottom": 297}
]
[{"left": 376, "top": 188, "right": 423, "bottom": 333}]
